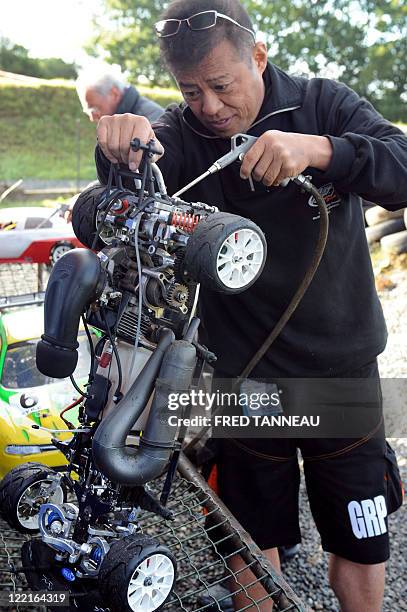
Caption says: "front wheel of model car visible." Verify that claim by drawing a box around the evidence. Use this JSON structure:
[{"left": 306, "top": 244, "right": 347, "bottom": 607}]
[
  {"left": 183, "top": 212, "right": 267, "bottom": 293},
  {"left": 50, "top": 241, "right": 74, "bottom": 265},
  {"left": 0, "top": 463, "right": 66, "bottom": 533},
  {"left": 99, "top": 534, "right": 177, "bottom": 612},
  {"left": 22, "top": 540, "right": 103, "bottom": 612}
]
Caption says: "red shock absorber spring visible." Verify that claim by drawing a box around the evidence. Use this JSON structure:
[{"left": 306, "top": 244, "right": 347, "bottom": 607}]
[{"left": 171, "top": 212, "right": 200, "bottom": 233}]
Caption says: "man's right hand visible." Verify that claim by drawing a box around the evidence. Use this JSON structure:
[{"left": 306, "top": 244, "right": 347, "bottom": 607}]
[{"left": 96, "top": 113, "right": 164, "bottom": 171}]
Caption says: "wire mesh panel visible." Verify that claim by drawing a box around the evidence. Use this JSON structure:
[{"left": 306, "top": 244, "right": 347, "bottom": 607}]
[
  {"left": 167, "top": 454, "right": 305, "bottom": 611},
  {"left": 0, "top": 526, "right": 38, "bottom": 612},
  {"left": 0, "top": 264, "right": 49, "bottom": 296},
  {"left": 0, "top": 456, "right": 305, "bottom": 611}
]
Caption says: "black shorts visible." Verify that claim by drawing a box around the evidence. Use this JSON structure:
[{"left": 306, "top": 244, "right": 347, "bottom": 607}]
[{"left": 212, "top": 362, "right": 404, "bottom": 565}]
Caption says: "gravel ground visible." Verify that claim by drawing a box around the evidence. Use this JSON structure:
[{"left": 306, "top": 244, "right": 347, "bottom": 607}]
[
  {"left": 281, "top": 261, "right": 407, "bottom": 611},
  {"left": 377, "top": 268, "right": 407, "bottom": 378},
  {"left": 0, "top": 256, "right": 405, "bottom": 611},
  {"left": 281, "top": 438, "right": 407, "bottom": 612}
]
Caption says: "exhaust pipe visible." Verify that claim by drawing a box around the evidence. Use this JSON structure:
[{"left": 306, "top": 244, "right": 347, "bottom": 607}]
[
  {"left": 36, "top": 249, "right": 106, "bottom": 378},
  {"left": 93, "top": 333, "right": 196, "bottom": 485}
]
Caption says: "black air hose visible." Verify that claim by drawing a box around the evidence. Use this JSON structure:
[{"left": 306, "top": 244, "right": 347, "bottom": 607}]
[{"left": 36, "top": 249, "right": 106, "bottom": 378}]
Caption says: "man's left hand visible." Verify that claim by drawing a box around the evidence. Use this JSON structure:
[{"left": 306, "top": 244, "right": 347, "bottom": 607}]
[{"left": 239, "top": 130, "right": 333, "bottom": 187}]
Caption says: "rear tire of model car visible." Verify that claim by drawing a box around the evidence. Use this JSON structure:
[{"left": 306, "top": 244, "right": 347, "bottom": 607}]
[
  {"left": 365, "top": 218, "right": 405, "bottom": 245},
  {"left": 98, "top": 534, "right": 177, "bottom": 612},
  {"left": 183, "top": 212, "right": 267, "bottom": 294},
  {"left": 22, "top": 540, "right": 103, "bottom": 612},
  {"left": 50, "top": 241, "right": 74, "bottom": 265},
  {"left": 71, "top": 183, "right": 107, "bottom": 250},
  {"left": 0, "top": 463, "right": 66, "bottom": 533}
]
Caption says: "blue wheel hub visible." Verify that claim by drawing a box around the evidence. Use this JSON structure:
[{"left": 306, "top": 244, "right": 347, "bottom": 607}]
[
  {"left": 47, "top": 510, "right": 62, "bottom": 527},
  {"left": 90, "top": 546, "right": 103, "bottom": 565},
  {"left": 61, "top": 567, "right": 76, "bottom": 582}
]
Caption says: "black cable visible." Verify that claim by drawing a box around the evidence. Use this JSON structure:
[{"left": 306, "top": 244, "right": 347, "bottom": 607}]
[
  {"left": 115, "top": 164, "right": 124, "bottom": 190},
  {"left": 235, "top": 182, "right": 329, "bottom": 386},
  {"left": 136, "top": 155, "right": 148, "bottom": 203},
  {"left": 145, "top": 150, "right": 156, "bottom": 197},
  {"left": 100, "top": 307, "right": 123, "bottom": 401},
  {"left": 131, "top": 195, "right": 155, "bottom": 219},
  {"left": 69, "top": 374, "right": 91, "bottom": 399},
  {"left": 81, "top": 314, "right": 95, "bottom": 383},
  {"left": 129, "top": 215, "right": 143, "bottom": 367},
  {"left": 107, "top": 161, "right": 115, "bottom": 192},
  {"left": 94, "top": 334, "right": 107, "bottom": 358}
]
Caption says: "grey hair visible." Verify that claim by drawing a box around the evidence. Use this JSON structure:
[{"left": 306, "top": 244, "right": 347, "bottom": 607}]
[{"left": 76, "top": 69, "right": 128, "bottom": 99}]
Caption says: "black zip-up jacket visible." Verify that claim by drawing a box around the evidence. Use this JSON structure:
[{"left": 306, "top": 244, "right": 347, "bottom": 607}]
[
  {"left": 96, "top": 63, "right": 407, "bottom": 377},
  {"left": 116, "top": 85, "right": 164, "bottom": 122}
]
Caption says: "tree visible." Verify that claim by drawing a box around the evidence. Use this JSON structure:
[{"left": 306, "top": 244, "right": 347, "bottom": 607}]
[
  {"left": 89, "top": 0, "right": 407, "bottom": 120},
  {"left": 37, "top": 58, "right": 78, "bottom": 80},
  {"left": 242, "top": 0, "right": 407, "bottom": 120},
  {"left": 359, "top": 1, "right": 407, "bottom": 119},
  {"left": 0, "top": 38, "right": 39, "bottom": 77},
  {"left": 87, "top": 0, "right": 173, "bottom": 87},
  {"left": 0, "top": 37, "right": 78, "bottom": 80}
]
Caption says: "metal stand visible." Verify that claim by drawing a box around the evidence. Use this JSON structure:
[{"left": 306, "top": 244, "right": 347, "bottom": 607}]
[{"left": 177, "top": 453, "right": 306, "bottom": 611}]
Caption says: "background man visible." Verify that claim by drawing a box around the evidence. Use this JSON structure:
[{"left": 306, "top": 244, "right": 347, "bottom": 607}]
[
  {"left": 67, "top": 68, "right": 164, "bottom": 222},
  {"left": 92, "top": 0, "right": 406, "bottom": 609},
  {"left": 76, "top": 67, "right": 163, "bottom": 123}
]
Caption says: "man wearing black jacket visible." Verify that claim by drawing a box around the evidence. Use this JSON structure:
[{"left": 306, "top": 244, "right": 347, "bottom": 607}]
[
  {"left": 76, "top": 69, "right": 163, "bottom": 123},
  {"left": 94, "top": 0, "right": 406, "bottom": 609}
]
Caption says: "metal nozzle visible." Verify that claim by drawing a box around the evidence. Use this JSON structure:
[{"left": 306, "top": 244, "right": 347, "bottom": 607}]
[{"left": 172, "top": 133, "right": 258, "bottom": 198}]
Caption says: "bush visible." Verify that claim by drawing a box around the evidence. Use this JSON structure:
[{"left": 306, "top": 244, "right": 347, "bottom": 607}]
[{"left": 0, "top": 80, "right": 181, "bottom": 181}]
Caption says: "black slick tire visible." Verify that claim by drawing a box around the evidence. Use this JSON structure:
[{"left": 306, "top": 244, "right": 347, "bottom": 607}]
[
  {"left": 183, "top": 212, "right": 267, "bottom": 293},
  {"left": 0, "top": 463, "right": 65, "bottom": 533},
  {"left": 22, "top": 540, "right": 103, "bottom": 611},
  {"left": 71, "top": 184, "right": 106, "bottom": 250},
  {"left": 98, "top": 534, "right": 177, "bottom": 612}
]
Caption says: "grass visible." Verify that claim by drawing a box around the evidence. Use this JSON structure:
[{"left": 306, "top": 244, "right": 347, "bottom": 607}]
[
  {"left": 0, "top": 80, "right": 180, "bottom": 182},
  {"left": 0, "top": 83, "right": 97, "bottom": 181}
]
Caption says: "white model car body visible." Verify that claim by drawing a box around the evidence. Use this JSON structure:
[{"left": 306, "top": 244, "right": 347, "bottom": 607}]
[{"left": 0, "top": 207, "right": 82, "bottom": 264}]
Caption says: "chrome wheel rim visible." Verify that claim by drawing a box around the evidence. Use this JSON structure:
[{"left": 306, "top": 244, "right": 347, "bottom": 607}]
[
  {"left": 52, "top": 244, "right": 72, "bottom": 263},
  {"left": 217, "top": 228, "right": 264, "bottom": 289},
  {"left": 127, "top": 553, "right": 175, "bottom": 611},
  {"left": 16, "top": 480, "right": 64, "bottom": 530}
]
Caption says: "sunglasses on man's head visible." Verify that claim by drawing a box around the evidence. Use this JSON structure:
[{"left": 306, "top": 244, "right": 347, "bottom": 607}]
[{"left": 155, "top": 10, "right": 256, "bottom": 42}]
